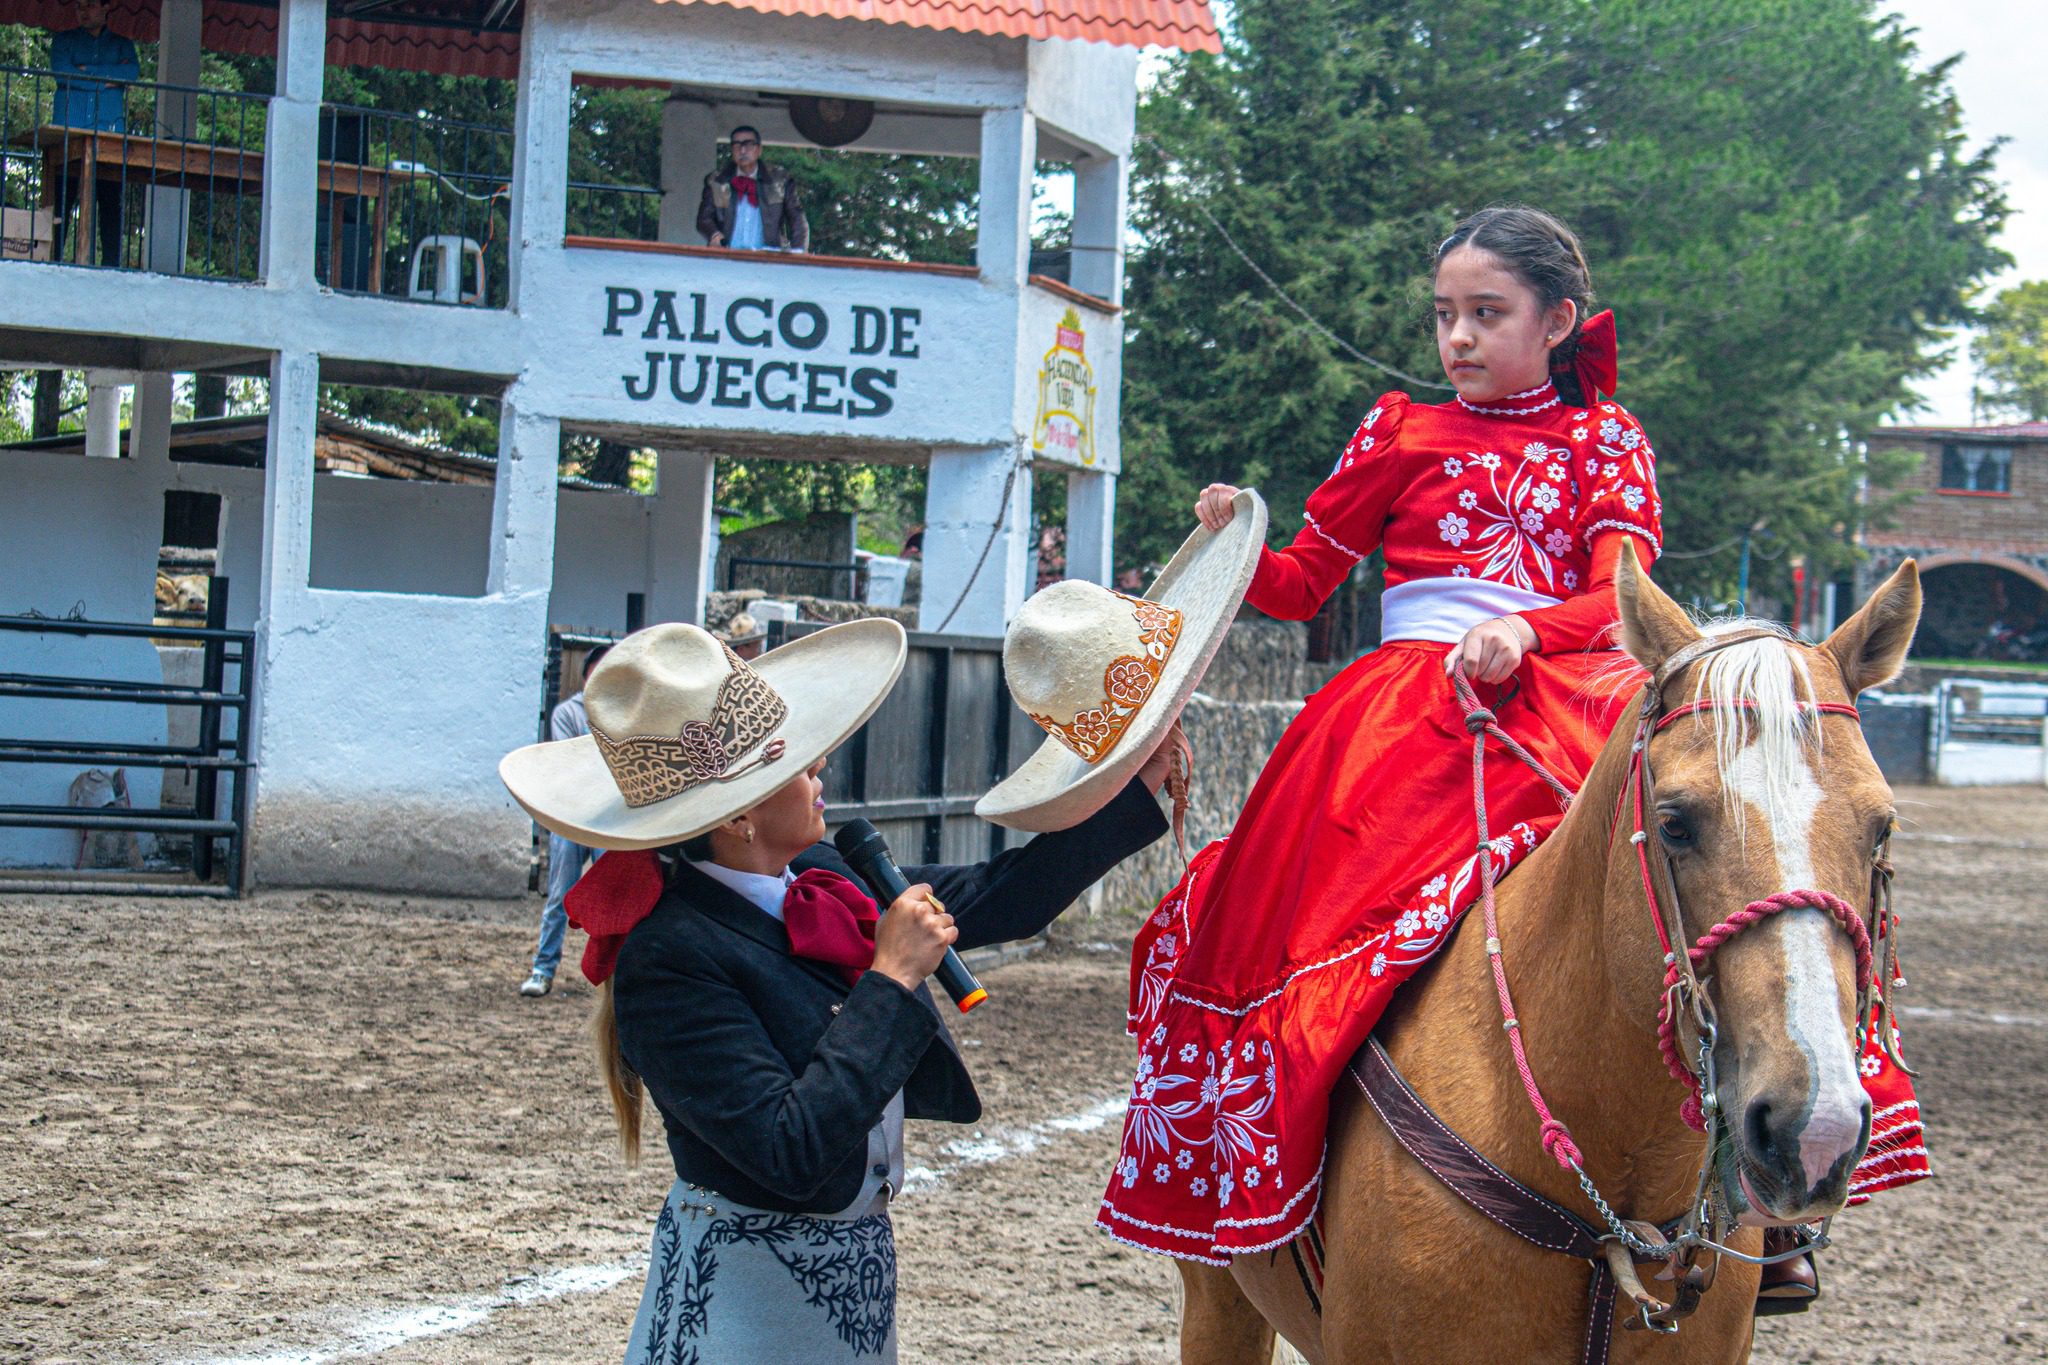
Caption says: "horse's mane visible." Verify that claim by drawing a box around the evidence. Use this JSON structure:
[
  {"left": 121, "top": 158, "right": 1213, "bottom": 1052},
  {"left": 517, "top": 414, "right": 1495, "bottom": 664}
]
[{"left": 1680, "top": 618, "right": 1820, "bottom": 844}]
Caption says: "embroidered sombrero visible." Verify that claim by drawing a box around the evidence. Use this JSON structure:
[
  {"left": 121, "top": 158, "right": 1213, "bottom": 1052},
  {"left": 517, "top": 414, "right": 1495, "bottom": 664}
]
[
  {"left": 976, "top": 489, "right": 1267, "bottom": 833},
  {"left": 500, "top": 619, "right": 906, "bottom": 850}
]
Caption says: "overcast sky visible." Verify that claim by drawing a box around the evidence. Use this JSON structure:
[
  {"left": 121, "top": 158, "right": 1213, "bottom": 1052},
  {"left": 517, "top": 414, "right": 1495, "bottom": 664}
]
[{"left": 1877, "top": 1, "right": 2045, "bottom": 423}]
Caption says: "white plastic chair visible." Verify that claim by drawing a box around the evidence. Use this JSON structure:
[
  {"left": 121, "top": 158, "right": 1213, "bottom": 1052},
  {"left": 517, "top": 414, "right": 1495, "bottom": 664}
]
[{"left": 406, "top": 234, "right": 485, "bottom": 305}]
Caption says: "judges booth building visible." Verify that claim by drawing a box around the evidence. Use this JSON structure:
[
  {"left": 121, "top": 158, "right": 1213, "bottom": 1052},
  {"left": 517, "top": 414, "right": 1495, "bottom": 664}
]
[{"left": 0, "top": 0, "right": 1220, "bottom": 892}]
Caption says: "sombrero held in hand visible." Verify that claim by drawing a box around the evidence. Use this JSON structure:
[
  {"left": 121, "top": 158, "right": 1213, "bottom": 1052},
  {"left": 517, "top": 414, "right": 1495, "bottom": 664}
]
[{"left": 978, "top": 489, "right": 1267, "bottom": 833}]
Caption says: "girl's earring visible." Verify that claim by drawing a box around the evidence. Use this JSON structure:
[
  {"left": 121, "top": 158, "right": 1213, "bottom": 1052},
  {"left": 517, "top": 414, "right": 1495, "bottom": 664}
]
[{"left": 744, "top": 825, "right": 755, "bottom": 844}]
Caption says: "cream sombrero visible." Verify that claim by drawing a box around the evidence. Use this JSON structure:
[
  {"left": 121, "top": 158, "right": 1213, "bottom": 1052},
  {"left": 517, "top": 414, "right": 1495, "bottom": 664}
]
[
  {"left": 977, "top": 488, "right": 1267, "bottom": 833},
  {"left": 500, "top": 619, "right": 906, "bottom": 850}
]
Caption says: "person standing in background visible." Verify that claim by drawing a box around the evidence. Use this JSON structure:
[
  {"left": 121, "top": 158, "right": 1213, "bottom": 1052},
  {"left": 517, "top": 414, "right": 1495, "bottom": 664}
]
[
  {"left": 48, "top": 0, "right": 137, "bottom": 267},
  {"left": 696, "top": 125, "right": 809, "bottom": 253},
  {"left": 520, "top": 643, "right": 610, "bottom": 997}
]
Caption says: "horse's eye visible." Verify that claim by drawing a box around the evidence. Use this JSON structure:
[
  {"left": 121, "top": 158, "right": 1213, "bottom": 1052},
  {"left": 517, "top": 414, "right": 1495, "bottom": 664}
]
[{"left": 1657, "top": 811, "right": 1695, "bottom": 848}]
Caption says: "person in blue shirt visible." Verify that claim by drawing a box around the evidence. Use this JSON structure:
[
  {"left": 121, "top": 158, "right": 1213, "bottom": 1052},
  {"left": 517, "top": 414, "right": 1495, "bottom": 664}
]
[{"left": 48, "top": 0, "right": 138, "bottom": 265}]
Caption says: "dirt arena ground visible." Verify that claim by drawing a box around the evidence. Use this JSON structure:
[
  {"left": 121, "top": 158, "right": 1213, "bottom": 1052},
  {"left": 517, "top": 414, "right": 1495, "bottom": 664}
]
[{"left": 3, "top": 784, "right": 2043, "bottom": 1364}]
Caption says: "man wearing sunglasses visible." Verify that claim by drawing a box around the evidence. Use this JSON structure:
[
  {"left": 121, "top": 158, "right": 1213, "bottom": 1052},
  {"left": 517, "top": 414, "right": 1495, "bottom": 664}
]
[{"left": 696, "top": 125, "right": 810, "bottom": 253}]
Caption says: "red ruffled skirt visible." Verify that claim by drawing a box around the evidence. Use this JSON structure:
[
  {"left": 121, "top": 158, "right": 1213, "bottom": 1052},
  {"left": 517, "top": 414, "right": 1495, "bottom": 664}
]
[{"left": 1098, "top": 642, "right": 1927, "bottom": 1264}]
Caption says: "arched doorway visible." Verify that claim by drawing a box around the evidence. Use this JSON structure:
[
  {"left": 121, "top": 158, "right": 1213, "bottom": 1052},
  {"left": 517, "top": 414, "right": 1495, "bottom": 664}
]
[{"left": 1916, "top": 557, "right": 2048, "bottom": 662}]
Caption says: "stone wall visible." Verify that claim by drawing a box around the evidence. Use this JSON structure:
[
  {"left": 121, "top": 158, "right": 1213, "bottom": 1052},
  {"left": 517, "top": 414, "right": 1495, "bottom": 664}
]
[{"left": 715, "top": 513, "right": 859, "bottom": 599}]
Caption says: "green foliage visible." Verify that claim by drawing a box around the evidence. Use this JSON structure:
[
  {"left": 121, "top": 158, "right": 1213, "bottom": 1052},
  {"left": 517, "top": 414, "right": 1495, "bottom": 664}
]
[
  {"left": 1972, "top": 279, "right": 2048, "bottom": 422},
  {"left": 1118, "top": 0, "right": 2007, "bottom": 606}
]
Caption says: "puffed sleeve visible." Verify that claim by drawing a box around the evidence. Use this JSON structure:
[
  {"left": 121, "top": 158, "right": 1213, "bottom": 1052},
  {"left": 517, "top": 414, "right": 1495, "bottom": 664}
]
[
  {"left": 1517, "top": 402, "right": 1662, "bottom": 652},
  {"left": 1245, "top": 392, "right": 1410, "bottom": 621}
]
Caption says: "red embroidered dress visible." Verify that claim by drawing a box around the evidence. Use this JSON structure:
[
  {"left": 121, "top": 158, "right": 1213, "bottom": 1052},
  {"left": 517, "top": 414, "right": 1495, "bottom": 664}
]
[{"left": 1097, "top": 381, "right": 1926, "bottom": 1264}]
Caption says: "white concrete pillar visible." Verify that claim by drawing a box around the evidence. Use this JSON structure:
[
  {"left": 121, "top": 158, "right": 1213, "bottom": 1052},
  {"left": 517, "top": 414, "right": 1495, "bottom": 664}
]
[
  {"left": 659, "top": 97, "right": 720, "bottom": 245},
  {"left": 145, "top": 0, "right": 202, "bottom": 275},
  {"left": 647, "top": 448, "right": 715, "bottom": 624},
  {"left": 976, "top": 107, "right": 1036, "bottom": 288},
  {"left": 84, "top": 370, "right": 124, "bottom": 459},
  {"left": 487, "top": 387, "right": 561, "bottom": 598},
  {"left": 260, "top": 0, "right": 325, "bottom": 290},
  {"left": 508, "top": 18, "right": 572, "bottom": 310},
  {"left": 1069, "top": 152, "right": 1127, "bottom": 305},
  {"left": 920, "top": 443, "right": 1032, "bottom": 636},
  {"left": 128, "top": 373, "right": 174, "bottom": 465},
  {"left": 258, "top": 351, "right": 320, "bottom": 616},
  {"left": 1064, "top": 468, "right": 1116, "bottom": 586}
]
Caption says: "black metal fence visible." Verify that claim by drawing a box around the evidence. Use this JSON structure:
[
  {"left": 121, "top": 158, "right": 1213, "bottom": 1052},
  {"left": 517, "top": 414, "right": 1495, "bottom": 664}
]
[
  {"left": 769, "top": 621, "right": 1036, "bottom": 865},
  {"left": 0, "top": 66, "right": 269, "bottom": 279},
  {"left": 567, "top": 178, "right": 662, "bottom": 243},
  {"left": 0, "top": 578, "right": 254, "bottom": 896},
  {"left": 315, "top": 103, "right": 513, "bottom": 308}
]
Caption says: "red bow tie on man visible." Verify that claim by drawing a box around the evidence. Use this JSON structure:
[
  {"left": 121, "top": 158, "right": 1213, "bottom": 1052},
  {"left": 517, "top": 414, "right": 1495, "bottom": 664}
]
[{"left": 730, "top": 174, "right": 758, "bottom": 207}]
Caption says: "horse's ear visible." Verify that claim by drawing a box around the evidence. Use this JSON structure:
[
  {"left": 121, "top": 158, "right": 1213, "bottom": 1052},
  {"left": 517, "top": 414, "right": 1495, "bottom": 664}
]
[
  {"left": 1615, "top": 539, "right": 1698, "bottom": 672},
  {"left": 1823, "top": 560, "right": 1921, "bottom": 695}
]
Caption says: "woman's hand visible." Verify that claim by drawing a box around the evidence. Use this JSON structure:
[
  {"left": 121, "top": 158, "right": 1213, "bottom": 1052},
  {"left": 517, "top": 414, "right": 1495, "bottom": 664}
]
[
  {"left": 870, "top": 883, "right": 957, "bottom": 991},
  {"left": 1444, "top": 615, "right": 1538, "bottom": 684},
  {"left": 1136, "top": 720, "right": 1186, "bottom": 795},
  {"left": 1195, "top": 484, "right": 1243, "bottom": 532}
]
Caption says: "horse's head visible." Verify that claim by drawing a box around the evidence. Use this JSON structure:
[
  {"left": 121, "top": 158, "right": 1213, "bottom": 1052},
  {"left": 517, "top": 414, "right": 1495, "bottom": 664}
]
[{"left": 1613, "top": 547, "right": 1920, "bottom": 1225}]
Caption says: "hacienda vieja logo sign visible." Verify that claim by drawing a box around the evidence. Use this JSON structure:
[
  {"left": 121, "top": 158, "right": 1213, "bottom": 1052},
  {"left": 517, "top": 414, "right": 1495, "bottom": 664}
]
[{"left": 603, "top": 286, "right": 921, "bottom": 420}]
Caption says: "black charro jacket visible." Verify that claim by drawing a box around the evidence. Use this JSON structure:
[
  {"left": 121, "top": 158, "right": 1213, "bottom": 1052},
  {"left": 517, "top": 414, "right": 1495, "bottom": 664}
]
[{"left": 609, "top": 779, "right": 1167, "bottom": 1215}]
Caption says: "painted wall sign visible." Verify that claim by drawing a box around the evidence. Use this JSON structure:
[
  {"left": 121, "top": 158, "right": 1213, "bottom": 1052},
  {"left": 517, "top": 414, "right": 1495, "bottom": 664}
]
[
  {"left": 601, "top": 286, "right": 923, "bottom": 420},
  {"left": 1031, "top": 307, "right": 1097, "bottom": 466}
]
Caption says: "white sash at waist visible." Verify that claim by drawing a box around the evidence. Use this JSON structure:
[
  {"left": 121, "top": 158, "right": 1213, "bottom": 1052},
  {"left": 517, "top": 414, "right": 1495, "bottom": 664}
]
[{"left": 1380, "top": 578, "right": 1562, "bottom": 644}]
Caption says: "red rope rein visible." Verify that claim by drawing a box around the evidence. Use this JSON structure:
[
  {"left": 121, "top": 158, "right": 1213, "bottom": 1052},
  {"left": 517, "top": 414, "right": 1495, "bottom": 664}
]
[{"left": 1452, "top": 663, "right": 1872, "bottom": 1162}]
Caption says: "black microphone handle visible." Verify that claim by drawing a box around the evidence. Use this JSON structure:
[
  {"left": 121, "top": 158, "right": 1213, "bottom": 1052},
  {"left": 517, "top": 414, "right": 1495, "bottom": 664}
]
[{"left": 834, "top": 821, "right": 987, "bottom": 1012}]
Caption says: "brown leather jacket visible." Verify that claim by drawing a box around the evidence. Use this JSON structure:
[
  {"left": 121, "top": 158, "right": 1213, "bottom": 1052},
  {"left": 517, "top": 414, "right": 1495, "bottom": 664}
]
[{"left": 696, "top": 163, "right": 810, "bottom": 251}]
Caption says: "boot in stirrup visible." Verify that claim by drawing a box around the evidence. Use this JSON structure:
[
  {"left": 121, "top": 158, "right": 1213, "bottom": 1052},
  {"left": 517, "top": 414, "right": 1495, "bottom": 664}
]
[{"left": 1754, "top": 1226, "right": 1820, "bottom": 1316}]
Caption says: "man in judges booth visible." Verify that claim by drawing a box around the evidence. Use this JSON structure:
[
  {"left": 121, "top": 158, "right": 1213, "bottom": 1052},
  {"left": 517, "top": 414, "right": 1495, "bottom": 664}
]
[{"left": 696, "top": 125, "right": 809, "bottom": 254}]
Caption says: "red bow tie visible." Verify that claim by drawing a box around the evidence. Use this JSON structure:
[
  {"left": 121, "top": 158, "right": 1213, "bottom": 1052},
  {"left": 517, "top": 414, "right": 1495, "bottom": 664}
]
[
  {"left": 731, "top": 174, "right": 758, "bottom": 206},
  {"left": 567, "top": 852, "right": 878, "bottom": 987}
]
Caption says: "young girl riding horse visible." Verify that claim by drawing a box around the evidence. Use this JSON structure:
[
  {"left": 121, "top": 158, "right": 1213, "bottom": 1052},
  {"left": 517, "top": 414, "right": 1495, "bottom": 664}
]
[{"left": 1098, "top": 206, "right": 1927, "bottom": 1301}]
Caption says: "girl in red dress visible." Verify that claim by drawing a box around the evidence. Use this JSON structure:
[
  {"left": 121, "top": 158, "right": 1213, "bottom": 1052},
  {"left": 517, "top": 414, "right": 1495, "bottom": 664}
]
[{"left": 1097, "top": 206, "right": 1926, "bottom": 1269}]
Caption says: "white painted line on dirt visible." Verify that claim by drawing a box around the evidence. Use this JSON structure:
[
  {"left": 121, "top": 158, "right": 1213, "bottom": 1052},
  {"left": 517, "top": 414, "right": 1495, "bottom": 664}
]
[
  {"left": 174, "top": 1094, "right": 1130, "bottom": 1365},
  {"left": 173, "top": 1260, "right": 644, "bottom": 1365},
  {"left": 901, "top": 1093, "right": 1128, "bottom": 1196},
  {"left": 1897, "top": 1004, "right": 2047, "bottom": 1031}
]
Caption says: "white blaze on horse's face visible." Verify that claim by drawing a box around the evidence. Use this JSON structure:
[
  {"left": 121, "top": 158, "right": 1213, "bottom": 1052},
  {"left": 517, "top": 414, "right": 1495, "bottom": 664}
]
[{"left": 1724, "top": 737, "right": 1869, "bottom": 1216}]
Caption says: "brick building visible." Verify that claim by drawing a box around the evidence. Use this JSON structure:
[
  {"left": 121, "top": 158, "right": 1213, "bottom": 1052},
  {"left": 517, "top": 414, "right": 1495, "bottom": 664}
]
[{"left": 1863, "top": 421, "right": 2048, "bottom": 661}]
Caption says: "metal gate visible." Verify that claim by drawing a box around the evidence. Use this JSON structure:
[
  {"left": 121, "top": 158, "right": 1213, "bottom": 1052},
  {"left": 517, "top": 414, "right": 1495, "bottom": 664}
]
[
  {"left": 767, "top": 621, "right": 1037, "bottom": 865},
  {"left": 0, "top": 578, "right": 255, "bottom": 895}
]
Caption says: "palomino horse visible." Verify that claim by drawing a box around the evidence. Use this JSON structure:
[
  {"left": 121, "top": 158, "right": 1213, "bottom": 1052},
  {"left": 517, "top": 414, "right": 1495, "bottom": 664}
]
[{"left": 1175, "top": 549, "right": 1923, "bottom": 1364}]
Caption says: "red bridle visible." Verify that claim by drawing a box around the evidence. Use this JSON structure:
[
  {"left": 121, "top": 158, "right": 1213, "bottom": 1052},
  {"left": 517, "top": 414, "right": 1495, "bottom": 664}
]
[{"left": 1626, "top": 694, "right": 1874, "bottom": 1130}]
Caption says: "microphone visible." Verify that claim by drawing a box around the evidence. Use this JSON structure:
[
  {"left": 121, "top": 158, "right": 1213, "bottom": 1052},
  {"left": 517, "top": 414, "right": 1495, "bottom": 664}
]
[{"left": 833, "top": 818, "right": 988, "bottom": 1013}]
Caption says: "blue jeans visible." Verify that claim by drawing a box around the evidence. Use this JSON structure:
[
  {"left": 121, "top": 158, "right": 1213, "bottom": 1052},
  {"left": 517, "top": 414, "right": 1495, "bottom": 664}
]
[{"left": 534, "top": 833, "right": 596, "bottom": 977}]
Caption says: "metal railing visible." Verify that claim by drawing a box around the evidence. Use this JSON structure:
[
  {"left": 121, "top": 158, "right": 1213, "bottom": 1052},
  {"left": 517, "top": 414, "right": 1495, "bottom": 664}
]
[
  {"left": 316, "top": 103, "right": 513, "bottom": 308},
  {"left": 568, "top": 179, "right": 661, "bottom": 243},
  {"left": 0, "top": 577, "right": 254, "bottom": 896},
  {"left": 0, "top": 65, "right": 268, "bottom": 279},
  {"left": 724, "top": 555, "right": 865, "bottom": 598}
]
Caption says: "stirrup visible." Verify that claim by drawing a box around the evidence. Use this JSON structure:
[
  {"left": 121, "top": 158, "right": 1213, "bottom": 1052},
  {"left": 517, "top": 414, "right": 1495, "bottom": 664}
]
[{"left": 1754, "top": 1228, "right": 1820, "bottom": 1317}]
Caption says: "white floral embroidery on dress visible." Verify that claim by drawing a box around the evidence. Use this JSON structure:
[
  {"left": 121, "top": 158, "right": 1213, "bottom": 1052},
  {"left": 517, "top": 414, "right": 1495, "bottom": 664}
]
[
  {"left": 1621, "top": 485, "right": 1646, "bottom": 512},
  {"left": 1442, "top": 456, "right": 1463, "bottom": 477},
  {"left": 1563, "top": 569, "right": 1579, "bottom": 591},
  {"left": 1600, "top": 417, "right": 1624, "bottom": 443},
  {"left": 1544, "top": 528, "right": 1572, "bottom": 558},
  {"left": 1475, "top": 452, "right": 1502, "bottom": 470},
  {"left": 1546, "top": 463, "right": 1567, "bottom": 483},
  {"left": 1452, "top": 565, "right": 1472, "bottom": 576},
  {"left": 1518, "top": 508, "right": 1546, "bottom": 534},
  {"left": 1530, "top": 484, "right": 1561, "bottom": 513},
  {"left": 1572, "top": 427, "right": 1589, "bottom": 441},
  {"left": 1437, "top": 513, "right": 1470, "bottom": 546},
  {"left": 1458, "top": 489, "right": 1479, "bottom": 510}
]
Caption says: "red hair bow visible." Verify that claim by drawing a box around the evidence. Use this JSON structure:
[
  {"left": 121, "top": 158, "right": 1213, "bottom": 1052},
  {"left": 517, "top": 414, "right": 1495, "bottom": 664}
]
[
  {"left": 1573, "top": 309, "right": 1618, "bottom": 403},
  {"left": 566, "top": 849, "right": 665, "bottom": 986}
]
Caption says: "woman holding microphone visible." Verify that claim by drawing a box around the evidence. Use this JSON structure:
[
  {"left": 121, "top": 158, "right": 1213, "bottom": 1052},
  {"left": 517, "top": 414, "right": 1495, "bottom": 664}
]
[{"left": 499, "top": 618, "right": 1173, "bottom": 1363}]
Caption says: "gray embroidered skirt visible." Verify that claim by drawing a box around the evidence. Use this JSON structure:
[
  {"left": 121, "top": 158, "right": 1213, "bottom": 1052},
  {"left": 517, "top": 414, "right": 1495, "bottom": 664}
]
[{"left": 623, "top": 1181, "right": 897, "bottom": 1364}]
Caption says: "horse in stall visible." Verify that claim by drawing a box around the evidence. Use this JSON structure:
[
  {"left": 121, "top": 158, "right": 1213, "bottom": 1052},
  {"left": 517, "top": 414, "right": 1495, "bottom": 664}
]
[{"left": 1173, "top": 549, "right": 1923, "bottom": 1364}]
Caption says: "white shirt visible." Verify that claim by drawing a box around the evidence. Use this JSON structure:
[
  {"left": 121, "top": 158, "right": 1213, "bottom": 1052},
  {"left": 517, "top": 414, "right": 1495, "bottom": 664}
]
[
  {"left": 729, "top": 192, "right": 765, "bottom": 250},
  {"left": 685, "top": 855, "right": 793, "bottom": 920}
]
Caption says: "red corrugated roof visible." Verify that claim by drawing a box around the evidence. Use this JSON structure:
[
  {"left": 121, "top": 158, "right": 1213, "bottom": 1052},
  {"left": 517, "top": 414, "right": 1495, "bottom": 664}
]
[
  {"left": 1877, "top": 421, "right": 2048, "bottom": 442},
  {"left": 652, "top": 0, "right": 1220, "bottom": 51},
  {"left": 1, "top": 0, "right": 524, "bottom": 79}
]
